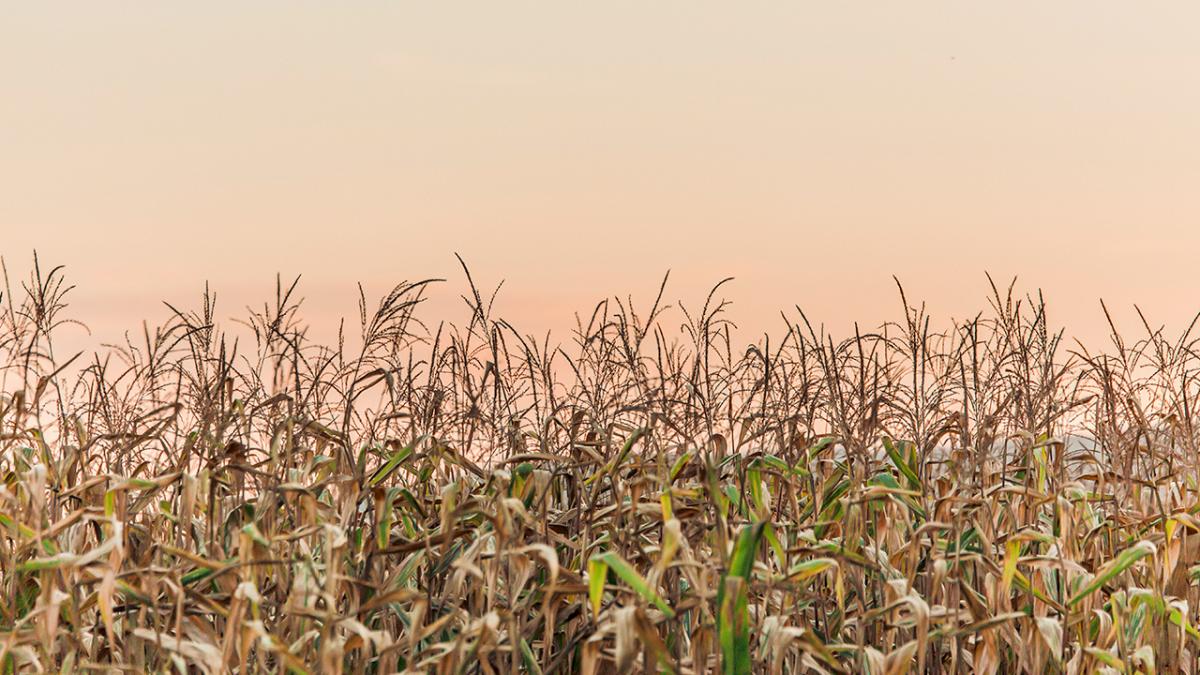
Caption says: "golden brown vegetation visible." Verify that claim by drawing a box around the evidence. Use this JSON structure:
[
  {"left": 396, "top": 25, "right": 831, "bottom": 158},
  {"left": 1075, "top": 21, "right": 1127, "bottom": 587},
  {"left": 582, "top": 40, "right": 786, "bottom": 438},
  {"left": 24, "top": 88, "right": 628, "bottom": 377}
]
[{"left": 2, "top": 256, "right": 1200, "bottom": 673}]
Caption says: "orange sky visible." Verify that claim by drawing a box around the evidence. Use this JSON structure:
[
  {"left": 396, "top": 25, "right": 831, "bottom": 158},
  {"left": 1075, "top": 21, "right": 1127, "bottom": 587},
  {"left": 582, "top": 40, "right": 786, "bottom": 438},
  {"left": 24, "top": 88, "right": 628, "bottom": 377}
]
[{"left": 3, "top": 3, "right": 1199, "bottom": 351}]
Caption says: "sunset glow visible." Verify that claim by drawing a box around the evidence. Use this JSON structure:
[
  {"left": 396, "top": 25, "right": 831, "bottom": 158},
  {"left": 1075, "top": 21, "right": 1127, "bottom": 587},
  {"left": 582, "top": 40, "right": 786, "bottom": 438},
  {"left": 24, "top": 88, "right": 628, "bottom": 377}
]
[{"left": 5, "top": 3, "right": 1199, "bottom": 347}]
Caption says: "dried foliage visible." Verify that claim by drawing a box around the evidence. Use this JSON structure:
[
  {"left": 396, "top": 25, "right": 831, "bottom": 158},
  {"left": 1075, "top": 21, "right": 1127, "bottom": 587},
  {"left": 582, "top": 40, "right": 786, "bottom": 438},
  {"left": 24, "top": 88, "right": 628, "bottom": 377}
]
[{"left": 2, "top": 255, "right": 1200, "bottom": 673}]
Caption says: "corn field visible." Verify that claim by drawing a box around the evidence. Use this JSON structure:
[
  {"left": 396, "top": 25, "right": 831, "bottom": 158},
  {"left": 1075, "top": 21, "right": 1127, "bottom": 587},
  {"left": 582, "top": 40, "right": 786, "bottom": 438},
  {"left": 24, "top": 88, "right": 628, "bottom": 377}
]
[{"left": 3, "top": 257, "right": 1200, "bottom": 673}]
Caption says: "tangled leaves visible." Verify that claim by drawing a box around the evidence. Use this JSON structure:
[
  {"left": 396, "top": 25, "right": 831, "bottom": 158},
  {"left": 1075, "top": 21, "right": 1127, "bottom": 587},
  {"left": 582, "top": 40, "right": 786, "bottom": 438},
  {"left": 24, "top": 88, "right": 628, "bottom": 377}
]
[{"left": 1, "top": 261, "right": 1199, "bottom": 672}]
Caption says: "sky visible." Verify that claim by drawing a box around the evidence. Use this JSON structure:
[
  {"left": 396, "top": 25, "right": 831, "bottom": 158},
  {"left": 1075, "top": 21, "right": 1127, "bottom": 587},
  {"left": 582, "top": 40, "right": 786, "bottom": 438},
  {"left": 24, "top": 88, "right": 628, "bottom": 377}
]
[{"left": 3, "top": 3, "right": 1199, "bottom": 352}]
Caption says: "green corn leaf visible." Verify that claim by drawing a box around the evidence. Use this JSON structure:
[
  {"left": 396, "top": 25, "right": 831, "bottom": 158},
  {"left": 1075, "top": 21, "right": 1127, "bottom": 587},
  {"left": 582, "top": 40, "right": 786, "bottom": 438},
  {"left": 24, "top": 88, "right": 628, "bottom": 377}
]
[
  {"left": 242, "top": 523, "right": 270, "bottom": 547},
  {"left": 786, "top": 558, "right": 838, "bottom": 582},
  {"left": 1068, "top": 540, "right": 1155, "bottom": 607},
  {"left": 1083, "top": 647, "right": 1124, "bottom": 669},
  {"left": 669, "top": 450, "right": 694, "bottom": 482},
  {"left": 16, "top": 553, "right": 78, "bottom": 573},
  {"left": 593, "top": 551, "right": 675, "bottom": 618},
  {"left": 718, "top": 522, "right": 765, "bottom": 675},
  {"left": 369, "top": 444, "right": 414, "bottom": 487},
  {"left": 519, "top": 638, "right": 543, "bottom": 675},
  {"left": 884, "top": 437, "right": 921, "bottom": 491},
  {"left": 588, "top": 556, "right": 608, "bottom": 618},
  {"left": 719, "top": 577, "right": 752, "bottom": 675}
]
